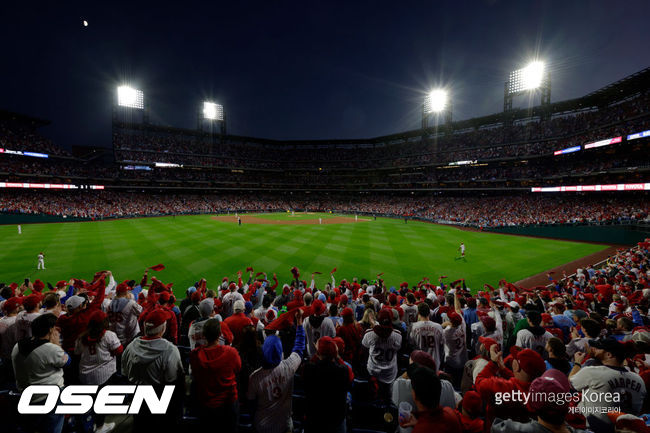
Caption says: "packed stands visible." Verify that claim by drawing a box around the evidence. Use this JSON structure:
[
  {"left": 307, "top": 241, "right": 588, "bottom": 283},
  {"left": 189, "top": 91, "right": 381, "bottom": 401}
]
[{"left": 1, "top": 241, "right": 650, "bottom": 433}]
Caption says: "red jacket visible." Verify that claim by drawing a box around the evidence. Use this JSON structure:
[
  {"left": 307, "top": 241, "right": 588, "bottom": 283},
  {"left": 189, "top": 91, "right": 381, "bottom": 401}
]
[
  {"left": 336, "top": 323, "right": 363, "bottom": 364},
  {"left": 57, "top": 285, "right": 106, "bottom": 353},
  {"left": 474, "top": 361, "right": 533, "bottom": 431},
  {"left": 455, "top": 410, "right": 484, "bottom": 433},
  {"left": 162, "top": 306, "right": 178, "bottom": 344},
  {"left": 189, "top": 344, "right": 241, "bottom": 407},
  {"left": 413, "top": 406, "right": 462, "bottom": 433},
  {"left": 223, "top": 313, "right": 252, "bottom": 346}
]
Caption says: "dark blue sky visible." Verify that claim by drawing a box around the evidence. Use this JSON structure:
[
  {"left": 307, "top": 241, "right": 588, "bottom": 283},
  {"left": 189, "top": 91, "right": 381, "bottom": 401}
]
[{"left": 1, "top": 1, "right": 648, "bottom": 148}]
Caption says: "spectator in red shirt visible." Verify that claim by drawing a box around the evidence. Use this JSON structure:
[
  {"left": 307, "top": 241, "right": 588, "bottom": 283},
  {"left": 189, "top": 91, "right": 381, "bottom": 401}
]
[
  {"left": 56, "top": 273, "right": 107, "bottom": 383},
  {"left": 336, "top": 307, "right": 363, "bottom": 369},
  {"left": 455, "top": 390, "right": 484, "bottom": 433},
  {"left": 475, "top": 345, "right": 546, "bottom": 430},
  {"left": 224, "top": 300, "right": 253, "bottom": 346},
  {"left": 399, "top": 364, "right": 462, "bottom": 433},
  {"left": 189, "top": 318, "right": 242, "bottom": 432}
]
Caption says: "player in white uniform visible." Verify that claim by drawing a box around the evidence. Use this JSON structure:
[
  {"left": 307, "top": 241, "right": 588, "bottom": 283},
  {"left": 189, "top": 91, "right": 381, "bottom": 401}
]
[
  {"left": 17, "top": 225, "right": 21, "bottom": 234},
  {"left": 37, "top": 252, "right": 45, "bottom": 269},
  {"left": 457, "top": 242, "right": 466, "bottom": 261},
  {"left": 362, "top": 309, "right": 402, "bottom": 397},
  {"left": 409, "top": 303, "right": 445, "bottom": 370}
]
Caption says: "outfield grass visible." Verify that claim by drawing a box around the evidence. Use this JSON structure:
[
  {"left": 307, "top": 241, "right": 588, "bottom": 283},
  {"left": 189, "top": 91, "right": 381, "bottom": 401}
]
[
  {"left": 250, "top": 212, "right": 360, "bottom": 221},
  {"left": 0, "top": 213, "right": 607, "bottom": 297}
]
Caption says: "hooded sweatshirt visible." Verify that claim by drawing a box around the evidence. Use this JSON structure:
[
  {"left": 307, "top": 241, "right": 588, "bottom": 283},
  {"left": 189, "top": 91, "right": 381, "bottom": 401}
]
[
  {"left": 189, "top": 342, "right": 241, "bottom": 407},
  {"left": 515, "top": 326, "right": 553, "bottom": 356},
  {"left": 12, "top": 338, "right": 68, "bottom": 399},
  {"left": 303, "top": 315, "right": 335, "bottom": 358},
  {"left": 121, "top": 337, "right": 183, "bottom": 386}
]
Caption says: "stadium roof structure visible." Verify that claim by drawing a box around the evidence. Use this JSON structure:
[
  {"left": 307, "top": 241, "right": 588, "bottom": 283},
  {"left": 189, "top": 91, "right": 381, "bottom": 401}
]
[{"left": 112, "top": 67, "right": 650, "bottom": 148}]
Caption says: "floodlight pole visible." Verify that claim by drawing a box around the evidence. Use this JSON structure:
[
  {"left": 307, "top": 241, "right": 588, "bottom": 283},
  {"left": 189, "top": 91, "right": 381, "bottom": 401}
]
[
  {"left": 540, "top": 70, "right": 552, "bottom": 120},
  {"left": 503, "top": 82, "right": 513, "bottom": 113},
  {"left": 421, "top": 103, "right": 429, "bottom": 129}
]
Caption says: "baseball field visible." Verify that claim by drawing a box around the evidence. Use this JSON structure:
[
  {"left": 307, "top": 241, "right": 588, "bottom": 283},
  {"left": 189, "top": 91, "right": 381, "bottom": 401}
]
[{"left": 0, "top": 212, "right": 610, "bottom": 295}]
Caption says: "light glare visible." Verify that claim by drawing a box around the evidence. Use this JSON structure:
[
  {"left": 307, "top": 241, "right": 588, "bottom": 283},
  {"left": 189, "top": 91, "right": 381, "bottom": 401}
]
[
  {"left": 203, "top": 102, "right": 224, "bottom": 121},
  {"left": 508, "top": 61, "right": 545, "bottom": 93},
  {"left": 424, "top": 89, "right": 447, "bottom": 113},
  {"left": 117, "top": 86, "right": 144, "bottom": 109}
]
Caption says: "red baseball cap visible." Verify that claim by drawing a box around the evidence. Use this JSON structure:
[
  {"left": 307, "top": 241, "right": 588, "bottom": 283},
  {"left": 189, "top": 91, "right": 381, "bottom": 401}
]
[
  {"left": 478, "top": 336, "right": 499, "bottom": 352},
  {"left": 410, "top": 350, "right": 436, "bottom": 371},
  {"left": 22, "top": 294, "right": 41, "bottom": 311},
  {"left": 527, "top": 369, "right": 571, "bottom": 412},
  {"left": 3, "top": 297, "right": 22, "bottom": 313},
  {"left": 480, "top": 315, "right": 496, "bottom": 332},
  {"left": 88, "top": 310, "right": 107, "bottom": 325},
  {"left": 462, "top": 390, "right": 482, "bottom": 417},
  {"left": 341, "top": 307, "right": 354, "bottom": 318},
  {"left": 311, "top": 299, "right": 326, "bottom": 316},
  {"left": 144, "top": 309, "right": 167, "bottom": 328},
  {"left": 448, "top": 311, "right": 462, "bottom": 327},
  {"left": 514, "top": 348, "right": 546, "bottom": 379},
  {"left": 317, "top": 336, "right": 337, "bottom": 360}
]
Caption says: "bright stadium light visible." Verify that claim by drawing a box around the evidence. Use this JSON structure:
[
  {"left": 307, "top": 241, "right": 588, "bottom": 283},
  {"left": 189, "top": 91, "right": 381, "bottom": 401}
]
[
  {"left": 203, "top": 102, "right": 224, "bottom": 121},
  {"left": 424, "top": 89, "right": 448, "bottom": 114},
  {"left": 508, "top": 61, "right": 545, "bottom": 93},
  {"left": 117, "top": 86, "right": 144, "bottom": 109}
]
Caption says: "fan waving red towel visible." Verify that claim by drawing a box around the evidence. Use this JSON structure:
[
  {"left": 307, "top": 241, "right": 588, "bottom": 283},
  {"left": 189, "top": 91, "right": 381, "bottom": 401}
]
[{"left": 148, "top": 264, "right": 165, "bottom": 272}]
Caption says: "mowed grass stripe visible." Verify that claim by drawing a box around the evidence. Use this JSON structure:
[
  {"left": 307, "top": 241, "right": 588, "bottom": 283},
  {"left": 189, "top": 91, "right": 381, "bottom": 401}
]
[{"left": 0, "top": 214, "right": 607, "bottom": 297}]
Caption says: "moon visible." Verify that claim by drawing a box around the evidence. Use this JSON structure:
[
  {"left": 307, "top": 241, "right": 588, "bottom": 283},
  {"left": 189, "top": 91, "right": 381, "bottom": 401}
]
[{"left": 83, "top": 20, "right": 88, "bottom": 27}]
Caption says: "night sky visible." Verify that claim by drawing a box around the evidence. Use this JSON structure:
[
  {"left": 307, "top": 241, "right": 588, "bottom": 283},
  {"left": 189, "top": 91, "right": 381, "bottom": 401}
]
[{"left": 1, "top": 1, "right": 648, "bottom": 149}]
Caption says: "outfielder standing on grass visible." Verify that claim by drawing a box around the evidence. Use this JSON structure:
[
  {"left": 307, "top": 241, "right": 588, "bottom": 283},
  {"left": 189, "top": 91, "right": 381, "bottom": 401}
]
[
  {"left": 37, "top": 251, "right": 45, "bottom": 269},
  {"left": 456, "top": 242, "right": 466, "bottom": 261}
]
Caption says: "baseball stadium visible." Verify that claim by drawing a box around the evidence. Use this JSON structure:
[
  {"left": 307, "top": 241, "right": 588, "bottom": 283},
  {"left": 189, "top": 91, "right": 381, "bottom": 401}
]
[{"left": 1, "top": 3, "right": 650, "bottom": 433}]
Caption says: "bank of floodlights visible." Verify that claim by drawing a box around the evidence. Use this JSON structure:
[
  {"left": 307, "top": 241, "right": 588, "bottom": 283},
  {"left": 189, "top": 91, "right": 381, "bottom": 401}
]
[
  {"left": 504, "top": 60, "right": 551, "bottom": 115},
  {"left": 508, "top": 61, "right": 545, "bottom": 94},
  {"left": 203, "top": 102, "right": 224, "bottom": 121},
  {"left": 423, "top": 89, "right": 448, "bottom": 114},
  {"left": 117, "top": 86, "right": 144, "bottom": 109}
]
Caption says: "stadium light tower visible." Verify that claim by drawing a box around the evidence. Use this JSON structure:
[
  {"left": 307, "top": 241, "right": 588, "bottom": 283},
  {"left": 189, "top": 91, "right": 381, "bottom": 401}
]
[
  {"left": 203, "top": 102, "right": 224, "bottom": 121},
  {"left": 117, "top": 86, "right": 144, "bottom": 109},
  {"left": 113, "top": 84, "right": 148, "bottom": 126},
  {"left": 422, "top": 89, "right": 452, "bottom": 129},
  {"left": 504, "top": 60, "right": 551, "bottom": 118},
  {"left": 198, "top": 101, "right": 226, "bottom": 137}
]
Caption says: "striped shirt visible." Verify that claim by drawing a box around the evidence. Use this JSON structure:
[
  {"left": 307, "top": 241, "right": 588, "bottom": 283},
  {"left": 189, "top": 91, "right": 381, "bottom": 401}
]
[{"left": 75, "top": 330, "right": 121, "bottom": 385}]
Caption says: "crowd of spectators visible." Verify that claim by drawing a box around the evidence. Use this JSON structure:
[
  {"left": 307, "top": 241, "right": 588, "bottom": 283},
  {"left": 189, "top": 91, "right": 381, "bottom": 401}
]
[
  {"left": 1, "top": 240, "right": 650, "bottom": 433},
  {"left": 0, "top": 191, "right": 647, "bottom": 227},
  {"left": 0, "top": 118, "right": 71, "bottom": 157},
  {"left": 112, "top": 92, "right": 650, "bottom": 170},
  {"left": 1, "top": 143, "right": 648, "bottom": 190}
]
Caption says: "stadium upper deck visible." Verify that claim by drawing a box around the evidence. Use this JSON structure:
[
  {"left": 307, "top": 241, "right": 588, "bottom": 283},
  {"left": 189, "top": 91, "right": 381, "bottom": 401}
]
[{"left": 0, "top": 68, "right": 649, "bottom": 192}]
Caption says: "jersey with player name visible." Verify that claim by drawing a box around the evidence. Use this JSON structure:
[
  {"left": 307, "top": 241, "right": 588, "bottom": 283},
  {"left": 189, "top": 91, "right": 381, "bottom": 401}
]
[
  {"left": 570, "top": 365, "right": 646, "bottom": 421},
  {"left": 362, "top": 328, "right": 402, "bottom": 383},
  {"left": 108, "top": 298, "right": 143, "bottom": 345},
  {"left": 247, "top": 351, "right": 302, "bottom": 433},
  {"left": 409, "top": 320, "right": 445, "bottom": 370}
]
